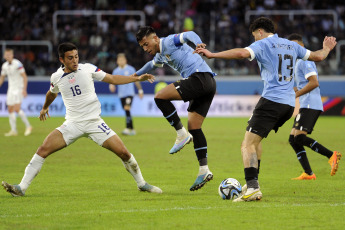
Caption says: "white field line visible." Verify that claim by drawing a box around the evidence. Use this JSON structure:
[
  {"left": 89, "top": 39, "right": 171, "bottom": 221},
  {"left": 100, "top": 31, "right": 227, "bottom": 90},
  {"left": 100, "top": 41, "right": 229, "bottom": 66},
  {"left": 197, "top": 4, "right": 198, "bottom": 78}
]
[{"left": 1, "top": 202, "right": 345, "bottom": 219}]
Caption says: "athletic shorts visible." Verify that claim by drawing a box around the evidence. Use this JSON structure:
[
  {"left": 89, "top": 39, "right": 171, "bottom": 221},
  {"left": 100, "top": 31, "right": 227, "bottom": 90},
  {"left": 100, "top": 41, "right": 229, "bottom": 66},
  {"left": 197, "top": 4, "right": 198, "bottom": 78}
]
[
  {"left": 56, "top": 118, "right": 116, "bottom": 146},
  {"left": 293, "top": 108, "right": 322, "bottom": 134},
  {"left": 6, "top": 90, "right": 23, "bottom": 106},
  {"left": 173, "top": 72, "right": 216, "bottom": 117},
  {"left": 247, "top": 97, "right": 294, "bottom": 138},
  {"left": 120, "top": 96, "right": 133, "bottom": 108}
]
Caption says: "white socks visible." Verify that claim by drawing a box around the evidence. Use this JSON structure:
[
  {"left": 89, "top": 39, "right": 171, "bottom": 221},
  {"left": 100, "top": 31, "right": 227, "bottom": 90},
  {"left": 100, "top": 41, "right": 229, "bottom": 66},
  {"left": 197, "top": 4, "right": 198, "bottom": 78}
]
[
  {"left": 9, "top": 112, "right": 16, "bottom": 131},
  {"left": 19, "top": 153, "right": 45, "bottom": 192},
  {"left": 177, "top": 127, "right": 187, "bottom": 137},
  {"left": 199, "top": 165, "right": 209, "bottom": 175},
  {"left": 122, "top": 154, "right": 146, "bottom": 187},
  {"left": 18, "top": 110, "right": 31, "bottom": 128}
]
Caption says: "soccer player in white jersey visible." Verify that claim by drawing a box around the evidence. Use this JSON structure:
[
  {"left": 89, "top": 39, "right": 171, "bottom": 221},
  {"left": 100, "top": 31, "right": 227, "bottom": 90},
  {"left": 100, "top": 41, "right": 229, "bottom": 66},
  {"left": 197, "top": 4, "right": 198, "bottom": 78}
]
[
  {"left": 0, "top": 48, "right": 32, "bottom": 136},
  {"left": 286, "top": 33, "right": 341, "bottom": 180},
  {"left": 135, "top": 26, "right": 217, "bottom": 191},
  {"left": 196, "top": 17, "right": 337, "bottom": 202},
  {"left": 2, "top": 42, "right": 162, "bottom": 196},
  {"left": 109, "top": 53, "right": 143, "bottom": 136}
]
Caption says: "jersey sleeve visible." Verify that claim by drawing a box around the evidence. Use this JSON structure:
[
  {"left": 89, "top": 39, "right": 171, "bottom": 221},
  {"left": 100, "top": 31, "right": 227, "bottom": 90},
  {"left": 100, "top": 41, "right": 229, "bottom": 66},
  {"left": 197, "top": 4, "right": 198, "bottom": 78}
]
[
  {"left": 50, "top": 75, "right": 59, "bottom": 94},
  {"left": 303, "top": 61, "right": 318, "bottom": 79},
  {"left": 87, "top": 63, "right": 106, "bottom": 81},
  {"left": 136, "top": 55, "right": 162, "bottom": 76},
  {"left": 245, "top": 41, "right": 262, "bottom": 61},
  {"left": 173, "top": 31, "right": 203, "bottom": 47},
  {"left": 17, "top": 61, "right": 25, "bottom": 74},
  {"left": 293, "top": 42, "right": 310, "bottom": 61}
]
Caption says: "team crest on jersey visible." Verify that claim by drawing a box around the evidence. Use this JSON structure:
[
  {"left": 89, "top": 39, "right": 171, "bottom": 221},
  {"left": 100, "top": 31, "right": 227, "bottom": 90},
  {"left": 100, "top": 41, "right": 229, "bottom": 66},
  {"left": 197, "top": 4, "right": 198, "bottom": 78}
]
[
  {"left": 68, "top": 75, "right": 76, "bottom": 84},
  {"left": 165, "top": 54, "right": 171, "bottom": 60}
]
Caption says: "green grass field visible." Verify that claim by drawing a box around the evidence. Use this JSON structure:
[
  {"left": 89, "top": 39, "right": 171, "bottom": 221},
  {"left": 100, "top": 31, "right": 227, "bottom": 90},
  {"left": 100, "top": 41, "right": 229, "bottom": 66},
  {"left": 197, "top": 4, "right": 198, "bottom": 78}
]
[{"left": 0, "top": 116, "right": 344, "bottom": 229}]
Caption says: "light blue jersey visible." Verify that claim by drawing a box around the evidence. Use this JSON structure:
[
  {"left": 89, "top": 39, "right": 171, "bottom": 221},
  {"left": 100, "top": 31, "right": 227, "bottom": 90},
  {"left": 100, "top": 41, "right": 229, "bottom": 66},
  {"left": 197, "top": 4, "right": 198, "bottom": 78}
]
[
  {"left": 246, "top": 34, "right": 310, "bottom": 106},
  {"left": 136, "top": 31, "right": 215, "bottom": 78},
  {"left": 294, "top": 59, "right": 323, "bottom": 111},
  {"left": 112, "top": 64, "right": 136, "bottom": 98}
]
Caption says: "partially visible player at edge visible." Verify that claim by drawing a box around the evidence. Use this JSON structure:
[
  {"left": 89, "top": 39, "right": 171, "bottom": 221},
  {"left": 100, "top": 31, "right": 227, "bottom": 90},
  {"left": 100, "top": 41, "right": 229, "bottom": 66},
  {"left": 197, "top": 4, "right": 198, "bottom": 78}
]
[
  {"left": 195, "top": 17, "right": 337, "bottom": 202},
  {"left": 0, "top": 48, "right": 32, "bottom": 136},
  {"left": 2, "top": 42, "right": 162, "bottom": 196},
  {"left": 134, "top": 26, "right": 217, "bottom": 191},
  {"left": 109, "top": 53, "right": 143, "bottom": 136},
  {"left": 287, "top": 33, "right": 341, "bottom": 180}
]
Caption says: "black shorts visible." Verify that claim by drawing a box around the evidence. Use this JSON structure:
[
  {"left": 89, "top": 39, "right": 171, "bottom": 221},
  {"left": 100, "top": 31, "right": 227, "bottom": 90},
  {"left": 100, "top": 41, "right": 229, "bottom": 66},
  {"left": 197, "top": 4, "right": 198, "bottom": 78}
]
[
  {"left": 293, "top": 108, "right": 322, "bottom": 134},
  {"left": 247, "top": 97, "right": 294, "bottom": 138},
  {"left": 173, "top": 72, "right": 216, "bottom": 117},
  {"left": 120, "top": 96, "right": 133, "bottom": 108}
]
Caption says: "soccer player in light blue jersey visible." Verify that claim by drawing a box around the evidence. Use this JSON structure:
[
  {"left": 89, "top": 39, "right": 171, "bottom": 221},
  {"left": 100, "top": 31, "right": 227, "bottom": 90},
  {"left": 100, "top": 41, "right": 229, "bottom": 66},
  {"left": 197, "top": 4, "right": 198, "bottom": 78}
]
[
  {"left": 196, "top": 17, "right": 337, "bottom": 202},
  {"left": 134, "top": 26, "right": 216, "bottom": 191},
  {"left": 287, "top": 34, "right": 341, "bottom": 180},
  {"left": 109, "top": 53, "right": 144, "bottom": 136}
]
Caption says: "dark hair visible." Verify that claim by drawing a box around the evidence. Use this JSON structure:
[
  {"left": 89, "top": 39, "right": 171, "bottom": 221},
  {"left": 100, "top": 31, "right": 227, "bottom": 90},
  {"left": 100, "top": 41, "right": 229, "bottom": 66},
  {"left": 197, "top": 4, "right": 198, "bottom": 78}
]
[
  {"left": 58, "top": 42, "right": 78, "bottom": 58},
  {"left": 249, "top": 17, "right": 275, "bottom": 33},
  {"left": 136, "top": 26, "right": 156, "bottom": 42},
  {"left": 287, "top": 33, "right": 303, "bottom": 42}
]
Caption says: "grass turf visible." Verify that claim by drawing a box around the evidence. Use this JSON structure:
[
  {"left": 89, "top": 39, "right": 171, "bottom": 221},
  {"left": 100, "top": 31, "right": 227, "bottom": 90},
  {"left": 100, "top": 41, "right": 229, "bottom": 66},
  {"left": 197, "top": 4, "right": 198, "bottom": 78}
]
[{"left": 0, "top": 116, "right": 344, "bottom": 229}]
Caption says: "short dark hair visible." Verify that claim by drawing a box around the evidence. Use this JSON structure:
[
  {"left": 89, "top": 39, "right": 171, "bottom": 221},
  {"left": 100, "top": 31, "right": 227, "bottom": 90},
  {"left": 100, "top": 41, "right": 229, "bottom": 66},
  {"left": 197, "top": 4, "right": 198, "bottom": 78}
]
[
  {"left": 136, "top": 26, "right": 156, "bottom": 42},
  {"left": 58, "top": 42, "right": 78, "bottom": 58},
  {"left": 249, "top": 17, "right": 275, "bottom": 33},
  {"left": 287, "top": 33, "right": 303, "bottom": 42}
]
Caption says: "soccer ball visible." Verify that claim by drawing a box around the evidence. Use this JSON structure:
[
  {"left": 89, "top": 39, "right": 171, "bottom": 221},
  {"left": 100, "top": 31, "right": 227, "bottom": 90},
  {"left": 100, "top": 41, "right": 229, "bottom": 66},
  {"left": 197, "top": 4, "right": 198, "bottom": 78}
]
[{"left": 218, "top": 178, "right": 242, "bottom": 200}]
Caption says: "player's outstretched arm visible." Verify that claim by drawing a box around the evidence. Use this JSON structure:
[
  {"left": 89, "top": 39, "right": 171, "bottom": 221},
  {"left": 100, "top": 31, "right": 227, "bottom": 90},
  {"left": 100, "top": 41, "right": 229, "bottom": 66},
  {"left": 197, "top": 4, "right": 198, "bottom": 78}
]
[
  {"left": 295, "top": 75, "right": 319, "bottom": 98},
  {"left": 102, "top": 73, "right": 155, "bottom": 85},
  {"left": 0, "top": 75, "right": 5, "bottom": 87},
  {"left": 195, "top": 48, "right": 251, "bottom": 60},
  {"left": 39, "top": 90, "right": 58, "bottom": 121},
  {"left": 308, "top": 36, "right": 337, "bottom": 62}
]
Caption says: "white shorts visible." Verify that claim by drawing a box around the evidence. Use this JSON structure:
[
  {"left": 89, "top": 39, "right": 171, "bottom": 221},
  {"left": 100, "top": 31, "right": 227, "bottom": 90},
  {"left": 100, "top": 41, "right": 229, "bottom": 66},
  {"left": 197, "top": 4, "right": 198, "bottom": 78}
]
[
  {"left": 56, "top": 118, "right": 116, "bottom": 146},
  {"left": 6, "top": 90, "right": 23, "bottom": 106}
]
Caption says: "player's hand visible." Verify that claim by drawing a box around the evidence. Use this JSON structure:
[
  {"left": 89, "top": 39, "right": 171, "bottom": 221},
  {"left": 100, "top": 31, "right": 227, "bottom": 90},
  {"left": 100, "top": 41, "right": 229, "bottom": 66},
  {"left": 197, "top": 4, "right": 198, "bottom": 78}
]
[
  {"left": 323, "top": 36, "right": 337, "bottom": 51},
  {"left": 194, "top": 48, "right": 214, "bottom": 59},
  {"left": 39, "top": 108, "right": 50, "bottom": 121},
  {"left": 22, "top": 89, "right": 27, "bottom": 98},
  {"left": 138, "top": 74, "right": 155, "bottom": 83},
  {"left": 109, "top": 84, "right": 116, "bottom": 93},
  {"left": 196, "top": 43, "right": 206, "bottom": 49}
]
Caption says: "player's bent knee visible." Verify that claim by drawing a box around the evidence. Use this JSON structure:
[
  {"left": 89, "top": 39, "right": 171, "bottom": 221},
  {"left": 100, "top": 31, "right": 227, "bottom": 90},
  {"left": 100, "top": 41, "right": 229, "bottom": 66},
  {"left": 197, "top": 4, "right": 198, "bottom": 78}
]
[{"left": 294, "top": 134, "right": 306, "bottom": 146}]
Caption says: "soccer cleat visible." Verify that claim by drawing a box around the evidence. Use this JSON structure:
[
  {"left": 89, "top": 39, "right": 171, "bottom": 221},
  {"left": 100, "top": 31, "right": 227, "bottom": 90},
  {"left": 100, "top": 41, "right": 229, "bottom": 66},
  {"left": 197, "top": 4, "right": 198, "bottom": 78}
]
[
  {"left": 169, "top": 133, "right": 193, "bottom": 154},
  {"left": 233, "top": 188, "right": 262, "bottom": 202},
  {"left": 328, "top": 151, "right": 342, "bottom": 176},
  {"left": 122, "top": 128, "right": 136, "bottom": 136},
  {"left": 138, "top": 183, "right": 162, "bottom": 194},
  {"left": 4, "top": 130, "right": 18, "bottom": 137},
  {"left": 291, "top": 172, "right": 316, "bottom": 180},
  {"left": 2, "top": 181, "right": 25, "bottom": 197},
  {"left": 190, "top": 171, "right": 213, "bottom": 191},
  {"left": 241, "top": 184, "right": 247, "bottom": 195},
  {"left": 24, "top": 126, "right": 33, "bottom": 136}
]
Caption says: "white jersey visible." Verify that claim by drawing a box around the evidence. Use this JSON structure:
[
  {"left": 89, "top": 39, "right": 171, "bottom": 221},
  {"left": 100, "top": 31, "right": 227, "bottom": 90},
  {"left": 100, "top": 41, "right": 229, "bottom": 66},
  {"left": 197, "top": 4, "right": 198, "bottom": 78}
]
[
  {"left": 50, "top": 63, "right": 106, "bottom": 121},
  {"left": 1, "top": 59, "right": 25, "bottom": 93}
]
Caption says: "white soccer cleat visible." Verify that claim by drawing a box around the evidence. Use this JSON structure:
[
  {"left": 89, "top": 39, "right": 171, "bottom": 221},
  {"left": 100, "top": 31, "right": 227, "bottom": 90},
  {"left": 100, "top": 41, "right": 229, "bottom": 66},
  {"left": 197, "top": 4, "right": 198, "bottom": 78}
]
[
  {"left": 169, "top": 132, "right": 193, "bottom": 154},
  {"left": 233, "top": 188, "right": 262, "bottom": 202},
  {"left": 4, "top": 130, "right": 18, "bottom": 137},
  {"left": 138, "top": 183, "right": 163, "bottom": 194},
  {"left": 24, "top": 126, "right": 33, "bottom": 136},
  {"left": 122, "top": 128, "right": 136, "bottom": 136}
]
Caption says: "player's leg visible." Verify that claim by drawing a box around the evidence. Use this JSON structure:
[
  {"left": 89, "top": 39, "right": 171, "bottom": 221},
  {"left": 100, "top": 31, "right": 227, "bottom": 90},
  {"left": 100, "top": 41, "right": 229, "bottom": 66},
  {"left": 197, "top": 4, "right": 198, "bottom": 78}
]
[
  {"left": 13, "top": 103, "right": 32, "bottom": 136},
  {"left": 102, "top": 134, "right": 162, "bottom": 193},
  {"left": 188, "top": 112, "right": 213, "bottom": 191},
  {"left": 5, "top": 105, "right": 18, "bottom": 136},
  {"left": 121, "top": 97, "right": 135, "bottom": 135},
  {"left": 2, "top": 130, "right": 67, "bottom": 196}
]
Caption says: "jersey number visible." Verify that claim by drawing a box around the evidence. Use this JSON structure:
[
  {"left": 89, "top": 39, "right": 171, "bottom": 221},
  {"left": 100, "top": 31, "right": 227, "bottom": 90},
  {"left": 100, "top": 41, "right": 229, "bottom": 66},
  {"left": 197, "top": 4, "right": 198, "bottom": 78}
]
[
  {"left": 98, "top": 123, "right": 111, "bottom": 135},
  {"left": 70, "top": 85, "right": 81, "bottom": 96},
  {"left": 278, "top": 54, "right": 293, "bottom": 82}
]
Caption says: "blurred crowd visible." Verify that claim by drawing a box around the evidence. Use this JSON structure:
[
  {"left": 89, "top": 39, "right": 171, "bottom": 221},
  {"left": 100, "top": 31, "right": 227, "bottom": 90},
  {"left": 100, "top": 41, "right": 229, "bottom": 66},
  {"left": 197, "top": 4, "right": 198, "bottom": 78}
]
[{"left": 1, "top": 0, "right": 345, "bottom": 76}]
